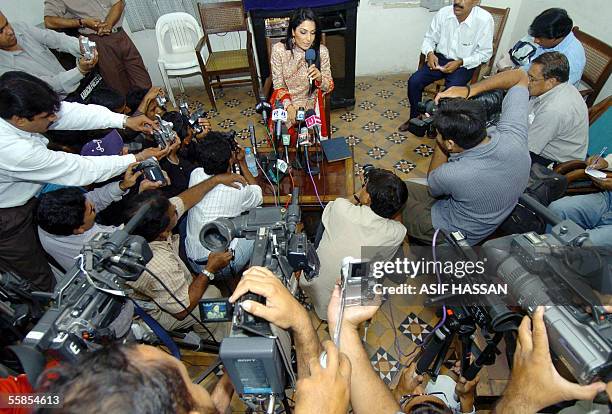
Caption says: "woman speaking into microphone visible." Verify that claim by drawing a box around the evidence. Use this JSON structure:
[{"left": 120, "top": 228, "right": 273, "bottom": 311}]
[{"left": 270, "top": 8, "right": 334, "bottom": 143}]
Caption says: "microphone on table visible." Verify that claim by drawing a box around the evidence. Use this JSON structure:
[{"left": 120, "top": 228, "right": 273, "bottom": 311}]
[
  {"left": 271, "top": 100, "right": 287, "bottom": 153},
  {"left": 304, "top": 108, "right": 323, "bottom": 171},
  {"left": 281, "top": 124, "right": 291, "bottom": 163},
  {"left": 295, "top": 106, "right": 306, "bottom": 149},
  {"left": 255, "top": 96, "right": 272, "bottom": 125},
  {"left": 305, "top": 109, "right": 322, "bottom": 145}
]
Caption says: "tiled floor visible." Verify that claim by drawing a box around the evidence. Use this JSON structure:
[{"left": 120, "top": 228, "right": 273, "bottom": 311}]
[
  {"left": 176, "top": 73, "right": 434, "bottom": 181},
  {"left": 178, "top": 74, "right": 507, "bottom": 410}
]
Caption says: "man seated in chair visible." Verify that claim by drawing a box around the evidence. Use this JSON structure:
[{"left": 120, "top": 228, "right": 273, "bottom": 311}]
[
  {"left": 402, "top": 69, "right": 531, "bottom": 246},
  {"left": 522, "top": 8, "right": 585, "bottom": 86},
  {"left": 399, "top": 0, "right": 493, "bottom": 132},
  {"left": 301, "top": 168, "right": 407, "bottom": 320},
  {"left": 441, "top": 52, "right": 588, "bottom": 166},
  {"left": 548, "top": 154, "right": 612, "bottom": 247}
]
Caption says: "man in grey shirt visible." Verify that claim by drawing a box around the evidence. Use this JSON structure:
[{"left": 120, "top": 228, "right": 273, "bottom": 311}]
[
  {"left": 402, "top": 69, "right": 531, "bottom": 245},
  {"left": 525, "top": 52, "right": 588, "bottom": 165},
  {"left": 37, "top": 180, "right": 130, "bottom": 272},
  {"left": 0, "top": 11, "right": 97, "bottom": 98},
  {"left": 459, "top": 52, "right": 587, "bottom": 166}
]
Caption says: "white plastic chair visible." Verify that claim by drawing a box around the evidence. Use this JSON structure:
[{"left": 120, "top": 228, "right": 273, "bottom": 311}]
[{"left": 155, "top": 12, "right": 203, "bottom": 106}]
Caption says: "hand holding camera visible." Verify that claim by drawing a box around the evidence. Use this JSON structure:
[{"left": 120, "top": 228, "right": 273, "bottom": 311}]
[
  {"left": 132, "top": 157, "right": 167, "bottom": 186},
  {"left": 435, "top": 86, "right": 471, "bottom": 102},
  {"left": 327, "top": 281, "right": 380, "bottom": 334},
  {"left": 496, "top": 307, "right": 607, "bottom": 413},
  {"left": 228, "top": 266, "right": 310, "bottom": 332},
  {"left": 118, "top": 162, "right": 143, "bottom": 191},
  {"left": 77, "top": 37, "right": 98, "bottom": 74}
]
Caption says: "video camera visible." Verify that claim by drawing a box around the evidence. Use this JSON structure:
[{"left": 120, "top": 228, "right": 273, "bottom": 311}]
[
  {"left": 416, "top": 231, "right": 523, "bottom": 382},
  {"left": 408, "top": 89, "right": 505, "bottom": 137},
  {"left": 178, "top": 99, "right": 208, "bottom": 136},
  {"left": 484, "top": 194, "right": 612, "bottom": 386},
  {"left": 199, "top": 188, "right": 319, "bottom": 411},
  {"left": 79, "top": 36, "right": 96, "bottom": 60},
  {"left": 20, "top": 205, "right": 154, "bottom": 363}
]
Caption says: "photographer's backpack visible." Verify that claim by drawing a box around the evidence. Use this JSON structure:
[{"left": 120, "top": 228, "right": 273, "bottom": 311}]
[{"left": 500, "top": 164, "right": 568, "bottom": 234}]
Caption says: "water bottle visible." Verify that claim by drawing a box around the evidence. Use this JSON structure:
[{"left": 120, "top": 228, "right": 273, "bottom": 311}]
[{"left": 245, "top": 147, "right": 259, "bottom": 177}]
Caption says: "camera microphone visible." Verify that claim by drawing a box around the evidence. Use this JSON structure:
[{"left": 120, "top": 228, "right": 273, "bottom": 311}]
[{"left": 305, "top": 48, "right": 317, "bottom": 93}]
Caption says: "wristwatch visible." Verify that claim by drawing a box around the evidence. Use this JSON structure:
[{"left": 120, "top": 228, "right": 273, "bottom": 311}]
[{"left": 201, "top": 269, "right": 215, "bottom": 281}]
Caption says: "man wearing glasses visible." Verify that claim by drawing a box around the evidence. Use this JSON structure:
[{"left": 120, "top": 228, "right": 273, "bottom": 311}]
[{"left": 439, "top": 51, "right": 588, "bottom": 167}]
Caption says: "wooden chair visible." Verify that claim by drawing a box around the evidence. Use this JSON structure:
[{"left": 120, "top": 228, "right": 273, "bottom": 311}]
[
  {"left": 420, "top": 5, "right": 510, "bottom": 96},
  {"left": 195, "top": 1, "right": 259, "bottom": 111},
  {"left": 572, "top": 27, "right": 612, "bottom": 108},
  {"left": 261, "top": 35, "right": 331, "bottom": 135},
  {"left": 553, "top": 96, "right": 611, "bottom": 195}
]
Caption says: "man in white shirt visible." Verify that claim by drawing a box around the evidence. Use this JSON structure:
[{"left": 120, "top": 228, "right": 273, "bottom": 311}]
[
  {"left": 0, "top": 12, "right": 98, "bottom": 98},
  {"left": 0, "top": 71, "right": 163, "bottom": 291},
  {"left": 301, "top": 168, "right": 408, "bottom": 319},
  {"left": 399, "top": 0, "right": 493, "bottom": 130},
  {"left": 186, "top": 133, "right": 262, "bottom": 280}
]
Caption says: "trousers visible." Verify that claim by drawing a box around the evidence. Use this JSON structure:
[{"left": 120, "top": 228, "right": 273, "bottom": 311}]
[
  {"left": 0, "top": 198, "right": 55, "bottom": 291},
  {"left": 408, "top": 53, "right": 476, "bottom": 118},
  {"left": 89, "top": 29, "right": 151, "bottom": 96}
]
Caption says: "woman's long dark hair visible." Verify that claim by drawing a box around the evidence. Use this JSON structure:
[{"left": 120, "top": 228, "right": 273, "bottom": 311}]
[{"left": 284, "top": 8, "right": 322, "bottom": 69}]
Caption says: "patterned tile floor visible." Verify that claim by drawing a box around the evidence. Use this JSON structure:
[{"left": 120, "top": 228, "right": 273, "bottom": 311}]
[
  {"left": 178, "top": 74, "right": 507, "bottom": 409},
  {"left": 176, "top": 73, "right": 435, "bottom": 181}
]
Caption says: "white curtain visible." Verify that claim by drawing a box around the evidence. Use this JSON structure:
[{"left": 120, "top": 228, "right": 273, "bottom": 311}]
[{"left": 124, "top": 0, "right": 225, "bottom": 32}]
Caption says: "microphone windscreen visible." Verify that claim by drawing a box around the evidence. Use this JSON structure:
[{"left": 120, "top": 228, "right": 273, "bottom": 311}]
[
  {"left": 305, "top": 108, "right": 316, "bottom": 118},
  {"left": 305, "top": 48, "right": 316, "bottom": 64}
]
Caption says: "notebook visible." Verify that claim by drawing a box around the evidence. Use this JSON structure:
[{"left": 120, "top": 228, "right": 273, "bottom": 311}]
[{"left": 321, "top": 137, "right": 352, "bottom": 162}]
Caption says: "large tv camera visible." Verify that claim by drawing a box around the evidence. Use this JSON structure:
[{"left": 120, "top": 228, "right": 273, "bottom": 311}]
[
  {"left": 199, "top": 188, "right": 319, "bottom": 411},
  {"left": 19, "top": 205, "right": 154, "bottom": 363},
  {"left": 408, "top": 89, "right": 505, "bottom": 137},
  {"left": 484, "top": 194, "right": 612, "bottom": 386},
  {"left": 417, "top": 231, "right": 523, "bottom": 385}
]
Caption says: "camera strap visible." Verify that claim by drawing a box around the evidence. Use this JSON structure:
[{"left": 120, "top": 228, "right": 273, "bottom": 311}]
[{"left": 132, "top": 301, "right": 181, "bottom": 359}]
